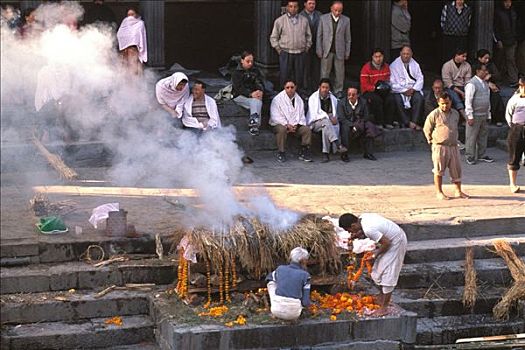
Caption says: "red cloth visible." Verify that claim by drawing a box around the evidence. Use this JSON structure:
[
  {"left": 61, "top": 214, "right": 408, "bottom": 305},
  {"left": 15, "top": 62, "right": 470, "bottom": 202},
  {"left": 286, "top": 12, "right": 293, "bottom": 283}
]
[{"left": 360, "top": 62, "right": 391, "bottom": 93}]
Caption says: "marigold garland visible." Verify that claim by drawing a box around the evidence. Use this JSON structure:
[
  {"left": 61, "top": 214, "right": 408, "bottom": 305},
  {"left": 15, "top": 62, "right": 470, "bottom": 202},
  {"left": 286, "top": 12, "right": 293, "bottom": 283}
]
[
  {"left": 176, "top": 248, "right": 189, "bottom": 298},
  {"left": 231, "top": 255, "right": 238, "bottom": 290},
  {"left": 347, "top": 252, "right": 374, "bottom": 288},
  {"left": 224, "top": 258, "right": 231, "bottom": 303},
  {"left": 311, "top": 290, "right": 379, "bottom": 316},
  {"left": 204, "top": 257, "right": 212, "bottom": 308},
  {"left": 218, "top": 259, "right": 224, "bottom": 304}
]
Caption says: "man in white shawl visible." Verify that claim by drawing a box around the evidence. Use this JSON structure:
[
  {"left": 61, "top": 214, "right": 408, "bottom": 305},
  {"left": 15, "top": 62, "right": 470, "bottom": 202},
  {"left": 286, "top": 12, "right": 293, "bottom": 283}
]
[
  {"left": 181, "top": 80, "right": 221, "bottom": 132},
  {"left": 390, "top": 46, "right": 424, "bottom": 130},
  {"left": 339, "top": 212, "right": 407, "bottom": 317},
  {"left": 270, "top": 79, "right": 312, "bottom": 163},
  {"left": 156, "top": 72, "right": 190, "bottom": 129},
  {"left": 117, "top": 8, "right": 147, "bottom": 74},
  {"left": 306, "top": 78, "right": 346, "bottom": 162}
]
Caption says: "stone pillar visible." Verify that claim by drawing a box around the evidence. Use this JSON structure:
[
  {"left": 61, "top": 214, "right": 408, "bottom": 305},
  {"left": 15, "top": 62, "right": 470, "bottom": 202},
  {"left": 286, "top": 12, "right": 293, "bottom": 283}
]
[
  {"left": 362, "top": 0, "right": 391, "bottom": 62},
  {"left": 139, "top": 0, "right": 165, "bottom": 68},
  {"left": 471, "top": 0, "right": 494, "bottom": 55},
  {"left": 254, "top": 1, "right": 281, "bottom": 70},
  {"left": 20, "top": 1, "right": 41, "bottom": 11}
]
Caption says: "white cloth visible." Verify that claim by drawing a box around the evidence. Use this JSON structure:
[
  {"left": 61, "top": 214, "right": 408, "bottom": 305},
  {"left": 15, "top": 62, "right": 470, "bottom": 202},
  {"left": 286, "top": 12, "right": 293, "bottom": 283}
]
[
  {"left": 181, "top": 95, "right": 221, "bottom": 129},
  {"left": 352, "top": 238, "right": 376, "bottom": 254},
  {"left": 306, "top": 90, "right": 338, "bottom": 125},
  {"left": 88, "top": 203, "right": 119, "bottom": 229},
  {"left": 359, "top": 213, "right": 407, "bottom": 289},
  {"left": 322, "top": 215, "right": 350, "bottom": 249},
  {"left": 390, "top": 57, "right": 424, "bottom": 95},
  {"left": 269, "top": 90, "right": 307, "bottom": 126},
  {"left": 34, "top": 64, "right": 72, "bottom": 112},
  {"left": 155, "top": 72, "right": 190, "bottom": 117},
  {"left": 116, "top": 16, "right": 147, "bottom": 63},
  {"left": 267, "top": 281, "right": 303, "bottom": 320}
]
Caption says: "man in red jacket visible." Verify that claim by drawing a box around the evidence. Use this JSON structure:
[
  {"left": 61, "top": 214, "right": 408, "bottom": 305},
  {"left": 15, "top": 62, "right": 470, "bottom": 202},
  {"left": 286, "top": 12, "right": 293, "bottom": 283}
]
[{"left": 360, "top": 48, "right": 396, "bottom": 129}]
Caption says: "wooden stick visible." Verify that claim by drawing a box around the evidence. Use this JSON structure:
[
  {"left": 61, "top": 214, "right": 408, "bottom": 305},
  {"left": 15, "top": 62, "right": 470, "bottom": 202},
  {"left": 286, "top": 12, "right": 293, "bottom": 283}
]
[
  {"left": 94, "top": 285, "right": 116, "bottom": 298},
  {"left": 93, "top": 256, "right": 127, "bottom": 267},
  {"left": 31, "top": 135, "right": 78, "bottom": 180}
]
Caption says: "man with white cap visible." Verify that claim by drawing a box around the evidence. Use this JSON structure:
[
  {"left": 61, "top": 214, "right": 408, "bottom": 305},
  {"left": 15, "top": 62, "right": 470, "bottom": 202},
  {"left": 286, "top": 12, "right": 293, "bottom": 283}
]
[
  {"left": 338, "top": 212, "right": 407, "bottom": 316},
  {"left": 266, "top": 247, "right": 311, "bottom": 320}
]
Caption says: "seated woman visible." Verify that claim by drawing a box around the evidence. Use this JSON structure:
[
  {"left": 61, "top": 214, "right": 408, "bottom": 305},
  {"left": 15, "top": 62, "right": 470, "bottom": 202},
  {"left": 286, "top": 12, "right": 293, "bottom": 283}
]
[
  {"left": 116, "top": 7, "right": 147, "bottom": 75},
  {"left": 155, "top": 72, "right": 190, "bottom": 129},
  {"left": 476, "top": 49, "right": 505, "bottom": 127}
]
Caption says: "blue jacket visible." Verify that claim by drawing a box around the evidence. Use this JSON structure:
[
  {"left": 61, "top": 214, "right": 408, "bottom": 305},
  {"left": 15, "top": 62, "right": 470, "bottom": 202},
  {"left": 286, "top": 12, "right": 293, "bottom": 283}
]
[{"left": 266, "top": 263, "right": 311, "bottom": 306}]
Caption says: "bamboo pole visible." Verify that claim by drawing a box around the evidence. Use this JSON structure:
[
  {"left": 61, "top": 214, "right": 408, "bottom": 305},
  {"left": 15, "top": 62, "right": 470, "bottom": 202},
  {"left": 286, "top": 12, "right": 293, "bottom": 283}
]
[{"left": 31, "top": 134, "right": 78, "bottom": 180}]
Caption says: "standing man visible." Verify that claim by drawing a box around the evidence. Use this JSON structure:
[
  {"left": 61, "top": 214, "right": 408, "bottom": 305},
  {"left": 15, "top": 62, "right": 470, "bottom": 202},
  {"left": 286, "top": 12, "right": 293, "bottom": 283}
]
[
  {"left": 464, "top": 63, "right": 494, "bottom": 165},
  {"left": 306, "top": 78, "right": 346, "bottom": 163},
  {"left": 391, "top": 0, "right": 411, "bottom": 61},
  {"left": 300, "top": 0, "right": 322, "bottom": 94},
  {"left": 494, "top": 0, "right": 519, "bottom": 87},
  {"left": 337, "top": 87, "right": 381, "bottom": 162},
  {"left": 505, "top": 77, "right": 525, "bottom": 194},
  {"left": 316, "top": 1, "right": 351, "bottom": 98},
  {"left": 423, "top": 92, "right": 469, "bottom": 200},
  {"left": 339, "top": 213, "right": 407, "bottom": 317},
  {"left": 441, "top": 48, "right": 471, "bottom": 121},
  {"left": 390, "top": 46, "right": 425, "bottom": 129},
  {"left": 360, "top": 48, "right": 396, "bottom": 129},
  {"left": 270, "top": 0, "right": 312, "bottom": 93},
  {"left": 270, "top": 79, "right": 313, "bottom": 163},
  {"left": 266, "top": 247, "right": 311, "bottom": 321},
  {"left": 440, "top": 0, "right": 472, "bottom": 62},
  {"left": 181, "top": 81, "right": 221, "bottom": 133}
]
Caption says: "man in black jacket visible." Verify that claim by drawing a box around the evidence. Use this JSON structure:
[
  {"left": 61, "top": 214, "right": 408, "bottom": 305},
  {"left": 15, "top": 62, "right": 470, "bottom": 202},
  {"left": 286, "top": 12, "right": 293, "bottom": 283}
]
[{"left": 494, "top": 0, "right": 519, "bottom": 87}]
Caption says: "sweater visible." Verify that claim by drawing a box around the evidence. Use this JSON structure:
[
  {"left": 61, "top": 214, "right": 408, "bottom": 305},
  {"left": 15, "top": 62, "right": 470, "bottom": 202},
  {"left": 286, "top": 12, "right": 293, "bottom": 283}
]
[
  {"left": 391, "top": 2, "right": 411, "bottom": 49},
  {"left": 465, "top": 76, "right": 491, "bottom": 119},
  {"left": 360, "top": 62, "right": 391, "bottom": 93},
  {"left": 441, "top": 59, "right": 472, "bottom": 89},
  {"left": 440, "top": 2, "right": 471, "bottom": 36},
  {"left": 270, "top": 13, "right": 312, "bottom": 54}
]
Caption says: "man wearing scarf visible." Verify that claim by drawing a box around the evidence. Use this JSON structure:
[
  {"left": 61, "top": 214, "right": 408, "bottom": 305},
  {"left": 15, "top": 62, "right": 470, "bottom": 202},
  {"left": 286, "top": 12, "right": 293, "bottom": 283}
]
[
  {"left": 181, "top": 80, "right": 221, "bottom": 132},
  {"left": 270, "top": 1, "right": 312, "bottom": 93}
]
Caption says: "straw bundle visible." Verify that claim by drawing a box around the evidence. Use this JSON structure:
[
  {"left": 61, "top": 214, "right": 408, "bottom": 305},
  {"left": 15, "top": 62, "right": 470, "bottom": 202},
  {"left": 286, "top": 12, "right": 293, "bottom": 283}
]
[
  {"left": 462, "top": 246, "right": 477, "bottom": 311},
  {"left": 32, "top": 135, "right": 78, "bottom": 180},
  {"left": 492, "top": 240, "right": 525, "bottom": 281}
]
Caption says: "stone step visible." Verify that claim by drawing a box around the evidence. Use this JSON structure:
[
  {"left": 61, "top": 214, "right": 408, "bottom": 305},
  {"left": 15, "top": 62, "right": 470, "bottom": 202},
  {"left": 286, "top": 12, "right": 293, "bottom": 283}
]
[
  {"left": 416, "top": 313, "right": 525, "bottom": 345},
  {"left": 0, "top": 315, "right": 155, "bottom": 350},
  {"left": 404, "top": 234, "right": 525, "bottom": 264},
  {"left": 0, "top": 289, "right": 152, "bottom": 325},
  {"left": 393, "top": 286, "right": 509, "bottom": 319},
  {"left": 496, "top": 139, "right": 508, "bottom": 152},
  {"left": 398, "top": 257, "right": 520, "bottom": 289},
  {"left": 0, "top": 259, "right": 175, "bottom": 294},
  {"left": 93, "top": 343, "right": 159, "bottom": 350}
]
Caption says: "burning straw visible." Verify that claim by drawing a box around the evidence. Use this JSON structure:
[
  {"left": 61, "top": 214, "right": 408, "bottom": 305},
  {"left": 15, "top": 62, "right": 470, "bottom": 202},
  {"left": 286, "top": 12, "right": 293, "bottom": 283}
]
[
  {"left": 462, "top": 246, "right": 477, "bottom": 311},
  {"left": 32, "top": 134, "right": 78, "bottom": 180},
  {"left": 492, "top": 240, "right": 525, "bottom": 321}
]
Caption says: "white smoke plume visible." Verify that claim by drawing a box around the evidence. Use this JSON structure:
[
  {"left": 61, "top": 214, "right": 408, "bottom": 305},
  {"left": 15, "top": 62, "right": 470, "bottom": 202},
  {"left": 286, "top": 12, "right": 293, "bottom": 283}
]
[{"left": 1, "top": 2, "right": 299, "bottom": 231}]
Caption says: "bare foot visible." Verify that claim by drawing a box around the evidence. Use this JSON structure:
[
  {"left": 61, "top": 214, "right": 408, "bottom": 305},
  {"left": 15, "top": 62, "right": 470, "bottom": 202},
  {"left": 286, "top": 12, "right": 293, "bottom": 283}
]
[
  {"left": 370, "top": 307, "right": 390, "bottom": 317},
  {"left": 454, "top": 191, "right": 470, "bottom": 199},
  {"left": 436, "top": 192, "right": 450, "bottom": 200},
  {"left": 409, "top": 122, "right": 417, "bottom": 130},
  {"left": 510, "top": 185, "right": 520, "bottom": 193}
]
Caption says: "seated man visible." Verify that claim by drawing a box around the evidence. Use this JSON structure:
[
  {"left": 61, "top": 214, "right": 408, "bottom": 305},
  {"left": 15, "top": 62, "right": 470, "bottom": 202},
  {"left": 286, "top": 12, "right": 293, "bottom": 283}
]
[
  {"left": 266, "top": 247, "right": 311, "bottom": 321},
  {"left": 337, "top": 87, "right": 382, "bottom": 162},
  {"left": 390, "top": 46, "right": 424, "bottom": 130},
  {"left": 441, "top": 48, "right": 471, "bottom": 121},
  {"left": 156, "top": 72, "right": 190, "bottom": 129},
  {"left": 270, "top": 79, "right": 312, "bottom": 163},
  {"left": 231, "top": 50, "right": 265, "bottom": 136},
  {"left": 181, "top": 80, "right": 221, "bottom": 132},
  {"left": 306, "top": 78, "right": 346, "bottom": 163},
  {"left": 360, "top": 48, "right": 396, "bottom": 129}
]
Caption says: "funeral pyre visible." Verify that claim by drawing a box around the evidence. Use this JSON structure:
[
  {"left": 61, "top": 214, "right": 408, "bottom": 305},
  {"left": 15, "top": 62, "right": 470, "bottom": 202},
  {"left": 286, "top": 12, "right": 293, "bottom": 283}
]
[{"left": 168, "top": 215, "right": 380, "bottom": 324}]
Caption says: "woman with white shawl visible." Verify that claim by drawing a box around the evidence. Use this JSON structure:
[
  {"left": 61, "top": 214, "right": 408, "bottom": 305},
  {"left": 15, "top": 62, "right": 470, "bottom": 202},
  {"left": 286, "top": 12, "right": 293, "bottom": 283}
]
[
  {"left": 116, "top": 7, "right": 147, "bottom": 75},
  {"left": 155, "top": 72, "right": 190, "bottom": 128}
]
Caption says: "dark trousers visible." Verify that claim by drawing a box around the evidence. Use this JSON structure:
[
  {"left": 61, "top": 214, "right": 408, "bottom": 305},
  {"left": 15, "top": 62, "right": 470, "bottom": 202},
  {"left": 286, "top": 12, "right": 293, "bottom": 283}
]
[
  {"left": 393, "top": 92, "right": 424, "bottom": 126},
  {"left": 442, "top": 35, "right": 468, "bottom": 62},
  {"left": 304, "top": 49, "right": 320, "bottom": 94},
  {"left": 507, "top": 124, "right": 525, "bottom": 170},
  {"left": 490, "top": 90, "right": 505, "bottom": 124},
  {"left": 279, "top": 51, "right": 306, "bottom": 91},
  {"left": 339, "top": 120, "right": 373, "bottom": 155},
  {"left": 363, "top": 91, "right": 395, "bottom": 125}
]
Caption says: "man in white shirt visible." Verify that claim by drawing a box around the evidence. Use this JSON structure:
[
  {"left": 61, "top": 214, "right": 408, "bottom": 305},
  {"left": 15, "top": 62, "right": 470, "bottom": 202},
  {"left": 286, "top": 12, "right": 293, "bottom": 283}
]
[
  {"left": 339, "top": 212, "right": 407, "bottom": 317},
  {"left": 181, "top": 80, "right": 221, "bottom": 133},
  {"left": 464, "top": 63, "right": 494, "bottom": 165},
  {"left": 270, "top": 79, "right": 312, "bottom": 163},
  {"left": 390, "top": 46, "right": 424, "bottom": 129}
]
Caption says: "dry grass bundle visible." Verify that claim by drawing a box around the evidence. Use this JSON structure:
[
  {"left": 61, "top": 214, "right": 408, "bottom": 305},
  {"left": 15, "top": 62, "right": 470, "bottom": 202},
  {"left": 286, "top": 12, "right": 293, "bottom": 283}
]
[
  {"left": 462, "top": 246, "right": 477, "bottom": 311},
  {"left": 493, "top": 281, "right": 525, "bottom": 321},
  {"left": 493, "top": 240, "right": 525, "bottom": 281},
  {"left": 32, "top": 135, "right": 78, "bottom": 180},
  {"left": 183, "top": 215, "right": 342, "bottom": 280}
]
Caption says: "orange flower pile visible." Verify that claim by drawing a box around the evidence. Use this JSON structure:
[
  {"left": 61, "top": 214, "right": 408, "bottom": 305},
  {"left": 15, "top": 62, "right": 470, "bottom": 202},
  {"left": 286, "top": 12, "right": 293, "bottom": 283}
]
[
  {"left": 176, "top": 248, "right": 189, "bottom": 298},
  {"left": 225, "top": 315, "right": 247, "bottom": 327},
  {"left": 310, "top": 290, "right": 379, "bottom": 318},
  {"left": 198, "top": 305, "right": 229, "bottom": 317},
  {"left": 104, "top": 316, "right": 123, "bottom": 326},
  {"left": 347, "top": 252, "right": 374, "bottom": 288}
]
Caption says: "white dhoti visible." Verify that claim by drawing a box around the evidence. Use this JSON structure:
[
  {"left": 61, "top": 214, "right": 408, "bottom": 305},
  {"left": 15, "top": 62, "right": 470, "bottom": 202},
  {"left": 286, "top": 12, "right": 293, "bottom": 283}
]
[
  {"left": 267, "top": 281, "right": 303, "bottom": 320},
  {"left": 371, "top": 229, "right": 407, "bottom": 293}
]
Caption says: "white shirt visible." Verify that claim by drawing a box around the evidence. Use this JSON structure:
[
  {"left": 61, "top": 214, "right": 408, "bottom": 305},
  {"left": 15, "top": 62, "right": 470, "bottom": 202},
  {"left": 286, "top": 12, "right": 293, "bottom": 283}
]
[
  {"left": 359, "top": 213, "right": 404, "bottom": 243},
  {"left": 464, "top": 75, "right": 491, "bottom": 120}
]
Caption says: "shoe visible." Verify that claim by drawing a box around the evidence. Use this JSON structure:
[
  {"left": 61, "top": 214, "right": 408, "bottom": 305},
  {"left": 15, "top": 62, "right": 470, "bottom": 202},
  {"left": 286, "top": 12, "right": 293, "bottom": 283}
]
[
  {"left": 384, "top": 124, "right": 394, "bottom": 130},
  {"left": 392, "top": 121, "right": 400, "bottom": 128},
  {"left": 478, "top": 155, "right": 494, "bottom": 163},
  {"left": 248, "top": 113, "right": 259, "bottom": 127},
  {"left": 466, "top": 156, "right": 476, "bottom": 165},
  {"left": 249, "top": 126, "right": 259, "bottom": 136},
  {"left": 241, "top": 156, "right": 254, "bottom": 164},
  {"left": 363, "top": 153, "right": 377, "bottom": 161},
  {"left": 277, "top": 152, "right": 286, "bottom": 163},
  {"left": 457, "top": 141, "right": 465, "bottom": 150},
  {"left": 341, "top": 153, "right": 350, "bottom": 162},
  {"left": 321, "top": 153, "right": 330, "bottom": 163},
  {"left": 496, "top": 122, "right": 503, "bottom": 127},
  {"left": 298, "top": 148, "right": 313, "bottom": 162},
  {"left": 337, "top": 144, "right": 348, "bottom": 153}
]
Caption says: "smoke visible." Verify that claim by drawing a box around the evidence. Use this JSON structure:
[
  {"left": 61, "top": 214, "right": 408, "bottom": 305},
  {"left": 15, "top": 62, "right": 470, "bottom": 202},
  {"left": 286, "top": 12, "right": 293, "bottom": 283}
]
[{"left": 1, "top": 2, "right": 299, "bottom": 231}]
